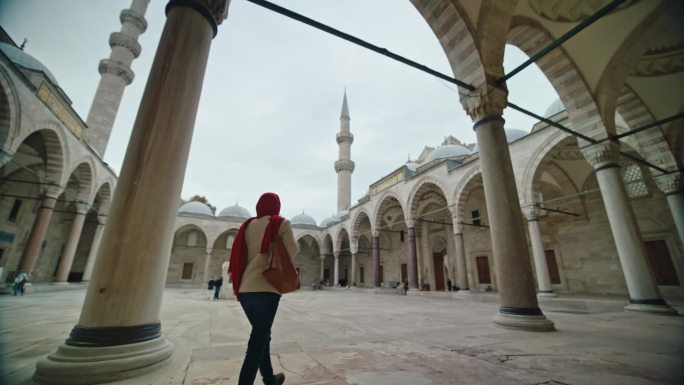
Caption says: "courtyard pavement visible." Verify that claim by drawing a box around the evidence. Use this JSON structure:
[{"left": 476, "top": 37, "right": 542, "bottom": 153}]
[{"left": 1, "top": 287, "right": 683, "bottom": 385}]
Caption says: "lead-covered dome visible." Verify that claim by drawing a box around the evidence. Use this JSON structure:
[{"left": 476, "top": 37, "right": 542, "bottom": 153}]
[
  {"left": 544, "top": 98, "right": 566, "bottom": 118},
  {"left": 292, "top": 212, "right": 317, "bottom": 227},
  {"left": 0, "top": 42, "right": 59, "bottom": 85},
  {"left": 178, "top": 201, "right": 214, "bottom": 217},
  {"left": 218, "top": 204, "right": 250, "bottom": 219},
  {"left": 424, "top": 144, "right": 471, "bottom": 163}
]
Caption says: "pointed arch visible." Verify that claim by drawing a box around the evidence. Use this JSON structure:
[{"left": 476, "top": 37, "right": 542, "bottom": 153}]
[
  {"left": 407, "top": 176, "right": 451, "bottom": 220},
  {"left": 0, "top": 66, "right": 20, "bottom": 156},
  {"left": 372, "top": 191, "right": 406, "bottom": 231},
  {"left": 452, "top": 165, "right": 483, "bottom": 220},
  {"left": 10, "top": 123, "right": 67, "bottom": 184}
]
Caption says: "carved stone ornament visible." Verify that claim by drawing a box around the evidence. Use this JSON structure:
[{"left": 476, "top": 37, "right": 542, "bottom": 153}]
[
  {"left": 109, "top": 32, "right": 142, "bottom": 58},
  {"left": 580, "top": 141, "right": 620, "bottom": 170},
  {"left": 631, "top": 43, "right": 684, "bottom": 77},
  {"left": 43, "top": 184, "right": 64, "bottom": 199},
  {"left": 120, "top": 9, "right": 148, "bottom": 33},
  {"left": 98, "top": 59, "right": 134, "bottom": 85},
  {"left": 462, "top": 85, "right": 507, "bottom": 123},
  {"left": 97, "top": 214, "right": 108, "bottom": 226},
  {"left": 335, "top": 159, "right": 356, "bottom": 173},
  {"left": 336, "top": 132, "right": 354, "bottom": 145},
  {"left": 521, "top": 206, "right": 541, "bottom": 221},
  {"left": 654, "top": 172, "right": 683, "bottom": 195},
  {"left": 74, "top": 202, "right": 91, "bottom": 215},
  {"left": 529, "top": 0, "right": 639, "bottom": 22}
]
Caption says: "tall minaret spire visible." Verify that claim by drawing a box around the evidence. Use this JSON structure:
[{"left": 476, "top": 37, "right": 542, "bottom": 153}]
[
  {"left": 335, "top": 90, "right": 355, "bottom": 212},
  {"left": 84, "top": 0, "right": 150, "bottom": 157}
]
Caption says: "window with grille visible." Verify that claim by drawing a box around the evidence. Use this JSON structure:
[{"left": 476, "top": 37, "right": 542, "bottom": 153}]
[{"left": 621, "top": 163, "right": 648, "bottom": 198}]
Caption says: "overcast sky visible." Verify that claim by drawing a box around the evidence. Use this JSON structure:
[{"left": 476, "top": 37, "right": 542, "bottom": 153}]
[{"left": 0, "top": 0, "right": 558, "bottom": 223}]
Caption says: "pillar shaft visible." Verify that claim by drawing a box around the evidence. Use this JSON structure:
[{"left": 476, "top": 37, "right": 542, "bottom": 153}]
[
  {"left": 655, "top": 173, "right": 684, "bottom": 248},
  {"left": 351, "top": 253, "right": 357, "bottom": 286},
  {"left": 202, "top": 249, "right": 212, "bottom": 282},
  {"left": 54, "top": 204, "right": 90, "bottom": 283},
  {"left": 18, "top": 187, "right": 61, "bottom": 273},
  {"left": 372, "top": 235, "right": 380, "bottom": 287},
  {"left": 82, "top": 216, "right": 107, "bottom": 282},
  {"left": 453, "top": 223, "right": 469, "bottom": 291},
  {"left": 524, "top": 209, "right": 553, "bottom": 293},
  {"left": 407, "top": 225, "right": 418, "bottom": 289},
  {"left": 333, "top": 252, "right": 340, "bottom": 286},
  {"left": 475, "top": 116, "right": 539, "bottom": 310},
  {"left": 320, "top": 256, "right": 325, "bottom": 281}
]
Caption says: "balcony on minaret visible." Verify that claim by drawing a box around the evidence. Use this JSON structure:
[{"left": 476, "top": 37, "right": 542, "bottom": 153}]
[
  {"left": 335, "top": 159, "right": 355, "bottom": 173},
  {"left": 336, "top": 132, "right": 354, "bottom": 144}
]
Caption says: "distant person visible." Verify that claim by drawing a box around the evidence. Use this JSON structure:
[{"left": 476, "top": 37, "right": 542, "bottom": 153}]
[
  {"left": 228, "top": 192, "right": 298, "bottom": 385},
  {"left": 12, "top": 271, "right": 30, "bottom": 296},
  {"left": 207, "top": 276, "right": 215, "bottom": 300},
  {"left": 213, "top": 276, "right": 223, "bottom": 300},
  {"left": 447, "top": 278, "right": 452, "bottom": 291}
]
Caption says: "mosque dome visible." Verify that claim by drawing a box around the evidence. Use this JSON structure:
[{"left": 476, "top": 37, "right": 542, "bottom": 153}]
[
  {"left": 0, "top": 42, "right": 59, "bottom": 85},
  {"left": 178, "top": 201, "right": 214, "bottom": 217},
  {"left": 424, "top": 144, "right": 471, "bottom": 163},
  {"left": 292, "top": 212, "right": 318, "bottom": 227},
  {"left": 544, "top": 98, "right": 566, "bottom": 118},
  {"left": 320, "top": 210, "right": 348, "bottom": 227},
  {"left": 218, "top": 204, "right": 250, "bottom": 219}
]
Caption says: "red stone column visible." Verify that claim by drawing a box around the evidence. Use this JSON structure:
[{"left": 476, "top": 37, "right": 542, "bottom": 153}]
[
  {"left": 17, "top": 185, "right": 62, "bottom": 274},
  {"left": 372, "top": 233, "right": 380, "bottom": 287},
  {"left": 406, "top": 220, "right": 418, "bottom": 290},
  {"left": 81, "top": 215, "right": 107, "bottom": 282},
  {"left": 54, "top": 203, "right": 90, "bottom": 283}
]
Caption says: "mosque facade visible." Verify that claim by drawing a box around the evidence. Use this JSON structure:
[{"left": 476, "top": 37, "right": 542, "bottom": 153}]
[{"left": 0, "top": 0, "right": 682, "bottom": 383}]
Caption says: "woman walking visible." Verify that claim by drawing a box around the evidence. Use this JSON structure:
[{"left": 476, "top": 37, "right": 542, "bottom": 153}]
[{"left": 229, "top": 192, "right": 299, "bottom": 385}]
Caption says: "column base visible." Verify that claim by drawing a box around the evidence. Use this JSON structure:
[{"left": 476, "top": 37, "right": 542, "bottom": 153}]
[
  {"left": 625, "top": 299, "right": 678, "bottom": 315},
  {"left": 493, "top": 308, "right": 555, "bottom": 332},
  {"left": 537, "top": 291, "right": 557, "bottom": 298},
  {"left": 34, "top": 337, "right": 173, "bottom": 385},
  {"left": 51, "top": 282, "right": 70, "bottom": 285}
]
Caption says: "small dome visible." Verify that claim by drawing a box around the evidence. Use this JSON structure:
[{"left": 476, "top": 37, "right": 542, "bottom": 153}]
[
  {"left": 424, "top": 144, "right": 471, "bottom": 163},
  {"left": 405, "top": 162, "right": 420, "bottom": 172},
  {"left": 292, "top": 212, "right": 317, "bottom": 226},
  {"left": 544, "top": 98, "right": 565, "bottom": 118},
  {"left": 178, "top": 201, "right": 214, "bottom": 216},
  {"left": 0, "top": 42, "right": 59, "bottom": 85},
  {"left": 320, "top": 210, "right": 348, "bottom": 227},
  {"left": 218, "top": 204, "right": 250, "bottom": 219},
  {"left": 505, "top": 128, "right": 529, "bottom": 143}
]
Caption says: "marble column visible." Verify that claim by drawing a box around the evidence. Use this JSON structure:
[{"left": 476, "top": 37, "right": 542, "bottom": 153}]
[
  {"left": 320, "top": 255, "right": 325, "bottom": 281},
  {"left": 372, "top": 233, "right": 380, "bottom": 287},
  {"left": 333, "top": 251, "right": 340, "bottom": 286},
  {"left": 34, "top": 2, "right": 230, "bottom": 384},
  {"left": 202, "top": 248, "right": 213, "bottom": 283},
  {"left": 466, "top": 90, "right": 554, "bottom": 331},
  {"left": 655, "top": 172, "right": 684, "bottom": 248},
  {"left": 82, "top": 215, "right": 107, "bottom": 282},
  {"left": 54, "top": 202, "right": 91, "bottom": 283},
  {"left": 350, "top": 253, "right": 357, "bottom": 286},
  {"left": 406, "top": 220, "right": 419, "bottom": 290},
  {"left": 522, "top": 207, "right": 555, "bottom": 297},
  {"left": 452, "top": 220, "right": 470, "bottom": 293},
  {"left": 581, "top": 142, "right": 675, "bottom": 314},
  {"left": 17, "top": 185, "right": 63, "bottom": 274}
]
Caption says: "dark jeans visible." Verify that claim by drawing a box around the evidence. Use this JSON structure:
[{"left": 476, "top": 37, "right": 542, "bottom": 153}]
[
  {"left": 238, "top": 292, "right": 281, "bottom": 385},
  {"left": 214, "top": 285, "right": 221, "bottom": 299}
]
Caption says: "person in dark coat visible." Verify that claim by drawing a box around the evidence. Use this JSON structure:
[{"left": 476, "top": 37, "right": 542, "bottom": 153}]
[{"left": 213, "top": 276, "right": 223, "bottom": 299}]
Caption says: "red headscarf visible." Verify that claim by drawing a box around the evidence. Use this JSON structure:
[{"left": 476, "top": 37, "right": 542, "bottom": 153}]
[{"left": 228, "top": 193, "right": 285, "bottom": 300}]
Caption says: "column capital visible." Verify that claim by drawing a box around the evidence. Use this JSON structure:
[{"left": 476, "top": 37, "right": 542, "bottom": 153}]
[
  {"left": 319, "top": 254, "right": 326, "bottom": 261},
  {"left": 405, "top": 219, "right": 415, "bottom": 228},
  {"left": 333, "top": 251, "right": 340, "bottom": 259},
  {"left": 74, "top": 202, "right": 91, "bottom": 215},
  {"left": 43, "top": 184, "right": 63, "bottom": 199},
  {"left": 580, "top": 141, "right": 620, "bottom": 170},
  {"left": 521, "top": 206, "right": 541, "bottom": 221},
  {"left": 166, "top": 0, "right": 230, "bottom": 37},
  {"left": 655, "top": 172, "right": 683, "bottom": 195},
  {"left": 463, "top": 85, "right": 507, "bottom": 123},
  {"left": 96, "top": 214, "right": 108, "bottom": 225},
  {"left": 205, "top": 247, "right": 213, "bottom": 255},
  {"left": 372, "top": 231, "right": 380, "bottom": 238}
]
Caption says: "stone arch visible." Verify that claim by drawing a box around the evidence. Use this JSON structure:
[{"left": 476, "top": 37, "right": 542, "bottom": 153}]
[
  {"left": 322, "top": 233, "right": 334, "bottom": 256},
  {"left": 0, "top": 67, "right": 20, "bottom": 156},
  {"left": 372, "top": 190, "right": 406, "bottom": 231},
  {"left": 212, "top": 228, "right": 240, "bottom": 251},
  {"left": 410, "top": 0, "right": 486, "bottom": 95},
  {"left": 296, "top": 232, "right": 322, "bottom": 254},
  {"left": 11, "top": 122, "right": 68, "bottom": 184},
  {"left": 507, "top": 19, "right": 606, "bottom": 139},
  {"left": 407, "top": 176, "right": 451, "bottom": 220},
  {"left": 92, "top": 182, "right": 112, "bottom": 216},
  {"left": 65, "top": 160, "right": 95, "bottom": 203},
  {"left": 452, "top": 165, "right": 483, "bottom": 220},
  {"left": 351, "top": 208, "right": 372, "bottom": 239},
  {"left": 174, "top": 223, "right": 208, "bottom": 242},
  {"left": 335, "top": 227, "right": 350, "bottom": 254},
  {"left": 520, "top": 131, "right": 574, "bottom": 206}
]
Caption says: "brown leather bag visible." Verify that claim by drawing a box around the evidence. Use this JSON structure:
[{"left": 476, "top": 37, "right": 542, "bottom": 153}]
[{"left": 263, "top": 235, "right": 300, "bottom": 294}]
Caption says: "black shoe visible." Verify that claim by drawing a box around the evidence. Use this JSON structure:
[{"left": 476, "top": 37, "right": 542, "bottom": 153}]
[{"left": 272, "top": 373, "right": 285, "bottom": 385}]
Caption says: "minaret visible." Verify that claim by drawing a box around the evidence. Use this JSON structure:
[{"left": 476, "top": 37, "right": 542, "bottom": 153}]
[
  {"left": 84, "top": 0, "right": 150, "bottom": 157},
  {"left": 335, "top": 90, "right": 355, "bottom": 212}
]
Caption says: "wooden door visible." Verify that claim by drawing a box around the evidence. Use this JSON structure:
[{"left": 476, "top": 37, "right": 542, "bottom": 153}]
[
  {"left": 475, "top": 256, "right": 491, "bottom": 284},
  {"left": 401, "top": 263, "right": 408, "bottom": 283},
  {"left": 433, "top": 253, "right": 445, "bottom": 291},
  {"left": 644, "top": 240, "right": 679, "bottom": 285},
  {"left": 544, "top": 250, "right": 561, "bottom": 284}
]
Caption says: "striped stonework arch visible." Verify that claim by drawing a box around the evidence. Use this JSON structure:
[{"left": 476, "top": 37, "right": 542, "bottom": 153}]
[
  {"left": 407, "top": 176, "right": 451, "bottom": 220},
  {"left": 295, "top": 232, "right": 322, "bottom": 255},
  {"left": 173, "top": 223, "right": 208, "bottom": 245},
  {"left": 66, "top": 161, "right": 95, "bottom": 203},
  {"left": 520, "top": 131, "right": 575, "bottom": 206},
  {"left": 11, "top": 125, "right": 67, "bottom": 185},
  {"left": 0, "top": 67, "right": 19, "bottom": 157},
  {"left": 452, "top": 166, "right": 483, "bottom": 220},
  {"left": 507, "top": 21, "right": 606, "bottom": 139},
  {"left": 615, "top": 86, "right": 678, "bottom": 174},
  {"left": 335, "top": 227, "right": 350, "bottom": 254},
  {"left": 322, "top": 233, "right": 334, "bottom": 256},
  {"left": 372, "top": 191, "right": 406, "bottom": 232},
  {"left": 410, "top": 0, "right": 486, "bottom": 93},
  {"left": 92, "top": 182, "right": 112, "bottom": 215},
  {"left": 351, "top": 208, "right": 372, "bottom": 242}
]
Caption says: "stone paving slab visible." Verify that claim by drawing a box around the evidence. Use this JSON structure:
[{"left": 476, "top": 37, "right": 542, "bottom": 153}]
[{"left": 1, "top": 288, "right": 683, "bottom": 385}]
